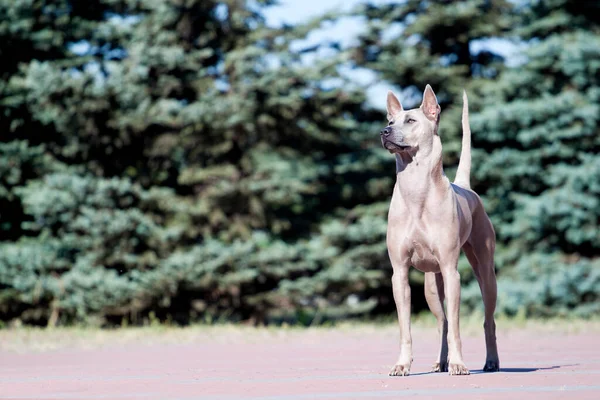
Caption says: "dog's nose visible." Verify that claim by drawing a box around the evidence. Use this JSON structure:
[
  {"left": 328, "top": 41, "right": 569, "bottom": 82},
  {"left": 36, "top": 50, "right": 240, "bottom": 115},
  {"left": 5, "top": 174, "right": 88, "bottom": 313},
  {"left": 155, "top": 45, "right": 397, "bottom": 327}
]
[{"left": 380, "top": 127, "right": 391, "bottom": 136}]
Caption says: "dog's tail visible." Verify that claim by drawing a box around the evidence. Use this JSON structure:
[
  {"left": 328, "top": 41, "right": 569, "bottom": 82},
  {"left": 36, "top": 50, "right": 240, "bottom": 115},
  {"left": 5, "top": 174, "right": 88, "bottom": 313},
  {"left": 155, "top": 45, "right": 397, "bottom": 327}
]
[{"left": 454, "top": 90, "right": 471, "bottom": 189}]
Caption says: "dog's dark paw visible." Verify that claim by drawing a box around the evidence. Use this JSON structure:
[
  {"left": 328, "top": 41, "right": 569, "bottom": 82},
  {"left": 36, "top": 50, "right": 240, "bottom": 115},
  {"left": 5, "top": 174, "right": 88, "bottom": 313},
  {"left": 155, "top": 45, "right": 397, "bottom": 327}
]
[
  {"left": 483, "top": 359, "right": 500, "bottom": 372},
  {"left": 431, "top": 361, "right": 448, "bottom": 373},
  {"left": 448, "top": 362, "right": 470, "bottom": 376},
  {"left": 389, "top": 363, "right": 411, "bottom": 376}
]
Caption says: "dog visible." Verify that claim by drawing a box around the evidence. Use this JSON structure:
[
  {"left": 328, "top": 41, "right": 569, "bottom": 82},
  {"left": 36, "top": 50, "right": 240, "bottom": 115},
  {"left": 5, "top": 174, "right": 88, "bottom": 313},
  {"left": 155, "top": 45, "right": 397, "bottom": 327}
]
[{"left": 381, "top": 85, "right": 500, "bottom": 376}]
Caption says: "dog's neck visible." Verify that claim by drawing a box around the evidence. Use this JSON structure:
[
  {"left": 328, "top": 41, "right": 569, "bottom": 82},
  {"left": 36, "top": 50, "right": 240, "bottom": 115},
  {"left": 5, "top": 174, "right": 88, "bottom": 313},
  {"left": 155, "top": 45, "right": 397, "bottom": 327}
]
[{"left": 394, "top": 136, "right": 448, "bottom": 210}]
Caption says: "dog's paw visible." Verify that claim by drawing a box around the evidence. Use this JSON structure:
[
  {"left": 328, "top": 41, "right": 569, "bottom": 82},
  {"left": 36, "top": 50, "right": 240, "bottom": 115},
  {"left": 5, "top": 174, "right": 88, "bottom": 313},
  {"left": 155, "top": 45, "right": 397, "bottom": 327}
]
[
  {"left": 431, "top": 361, "right": 448, "bottom": 373},
  {"left": 448, "top": 362, "right": 470, "bottom": 376},
  {"left": 389, "top": 363, "right": 411, "bottom": 376},
  {"left": 483, "top": 359, "right": 500, "bottom": 372}
]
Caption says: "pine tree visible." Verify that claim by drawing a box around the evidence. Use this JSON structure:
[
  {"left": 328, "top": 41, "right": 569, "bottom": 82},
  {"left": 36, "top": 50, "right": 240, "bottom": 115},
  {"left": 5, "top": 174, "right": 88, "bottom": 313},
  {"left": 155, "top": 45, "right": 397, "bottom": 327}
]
[
  {"left": 465, "top": 0, "right": 600, "bottom": 316},
  {"left": 0, "top": 0, "right": 121, "bottom": 241},
  {"left": 0, "top": 0, "right": 142, "bottom": 324},
  {"left": 2, "top": 0, "right": 596, "bottom": 325},
  {"left": 0, "top": 0, "right": 382, "bottom": 325}
]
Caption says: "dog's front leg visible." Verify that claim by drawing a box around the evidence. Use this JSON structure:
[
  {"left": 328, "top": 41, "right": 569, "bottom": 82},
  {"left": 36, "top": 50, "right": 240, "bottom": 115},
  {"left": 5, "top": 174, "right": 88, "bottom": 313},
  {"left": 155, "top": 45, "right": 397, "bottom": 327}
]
[
  {"left": 389, "top": 266, "right": 413, "bottom": 376},
  {"left": 441, "top": 265, "right": 470, "bottom": 375}
]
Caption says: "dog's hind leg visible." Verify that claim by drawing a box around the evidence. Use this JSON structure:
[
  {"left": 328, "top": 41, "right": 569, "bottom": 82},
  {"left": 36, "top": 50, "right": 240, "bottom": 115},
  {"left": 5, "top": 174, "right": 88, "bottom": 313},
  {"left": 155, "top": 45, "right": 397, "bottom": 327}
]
[
  {"left": 463, "top": 212, "right": 500, "bottom": 372},
  {"left": 424, "top": 272, "right": 448, "bottom": 372}
]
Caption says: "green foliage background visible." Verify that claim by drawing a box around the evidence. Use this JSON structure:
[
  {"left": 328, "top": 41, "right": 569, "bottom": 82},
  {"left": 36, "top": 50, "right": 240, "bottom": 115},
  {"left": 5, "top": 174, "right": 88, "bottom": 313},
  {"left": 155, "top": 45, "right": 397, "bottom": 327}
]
[{"left": 0, "top": 0, "right": 598, "bottom": 326}]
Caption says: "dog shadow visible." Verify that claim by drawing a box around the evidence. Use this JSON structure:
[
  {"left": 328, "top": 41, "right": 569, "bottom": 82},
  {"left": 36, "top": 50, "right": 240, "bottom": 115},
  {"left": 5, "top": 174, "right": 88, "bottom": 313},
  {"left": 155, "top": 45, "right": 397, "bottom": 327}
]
[
  {"left": 470, "top": 364, "right": 576, "bottom": 374},
  {"left": 405, "top": 364, "right": 576, "bottom": 377}
]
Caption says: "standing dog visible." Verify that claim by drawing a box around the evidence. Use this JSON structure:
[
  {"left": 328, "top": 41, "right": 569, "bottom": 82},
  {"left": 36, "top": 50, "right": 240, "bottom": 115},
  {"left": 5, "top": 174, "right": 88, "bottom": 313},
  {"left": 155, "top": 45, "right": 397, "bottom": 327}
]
[{"left": 381, "top": 85, "right": 500, "bottom": 376}]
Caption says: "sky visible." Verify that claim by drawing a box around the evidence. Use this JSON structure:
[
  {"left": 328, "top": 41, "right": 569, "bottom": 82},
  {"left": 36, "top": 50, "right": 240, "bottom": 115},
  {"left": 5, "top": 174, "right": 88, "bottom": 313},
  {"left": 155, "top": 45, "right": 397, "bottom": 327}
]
[
  {"left": 263, "top": 0, "right": 519, "bottom": 109},
  {"left": 264, "top": 0, "right": 396, "bottom": 109},
  {"left": 264, "top": 0, "right": 389, "bottom": 27}
]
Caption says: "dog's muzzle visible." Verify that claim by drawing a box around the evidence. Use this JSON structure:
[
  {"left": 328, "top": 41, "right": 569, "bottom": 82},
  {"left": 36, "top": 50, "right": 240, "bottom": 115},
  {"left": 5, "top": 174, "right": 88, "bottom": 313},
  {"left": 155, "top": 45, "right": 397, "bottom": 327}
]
[{"left": 380, "top": 128, "right": 410, "bottom": 152}]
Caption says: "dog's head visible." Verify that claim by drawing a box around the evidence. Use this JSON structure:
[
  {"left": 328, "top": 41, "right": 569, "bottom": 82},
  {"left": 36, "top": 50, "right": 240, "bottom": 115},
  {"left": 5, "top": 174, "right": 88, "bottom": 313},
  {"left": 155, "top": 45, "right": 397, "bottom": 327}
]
[{"left": 380, "top": 85, "right": 441, "bottom": 155}]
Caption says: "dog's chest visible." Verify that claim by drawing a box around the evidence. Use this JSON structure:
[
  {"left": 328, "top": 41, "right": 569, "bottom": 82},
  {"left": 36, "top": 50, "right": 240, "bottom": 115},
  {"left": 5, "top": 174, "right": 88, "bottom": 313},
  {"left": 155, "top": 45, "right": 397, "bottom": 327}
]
[
  {"left": 407, "top": 229, "right": 441, "bottom": 272},
  {"left": 388, "top": 217, "right": 441, "bottom": 273}
]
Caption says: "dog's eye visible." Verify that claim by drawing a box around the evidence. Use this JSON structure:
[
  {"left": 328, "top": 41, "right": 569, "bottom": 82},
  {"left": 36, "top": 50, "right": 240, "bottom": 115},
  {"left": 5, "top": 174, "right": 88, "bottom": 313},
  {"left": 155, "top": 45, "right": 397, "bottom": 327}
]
[
  {"left": 388, "top": 120, "right": 395, "bottom": 126},
  {"left": 406, "top": 118, "right": 416, "bottom": 124}
]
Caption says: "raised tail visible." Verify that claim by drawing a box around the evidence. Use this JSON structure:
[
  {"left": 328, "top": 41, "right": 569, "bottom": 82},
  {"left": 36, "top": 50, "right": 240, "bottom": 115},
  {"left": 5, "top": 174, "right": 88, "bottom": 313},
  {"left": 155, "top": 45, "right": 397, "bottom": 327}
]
[{"left": 454, "top": 90, "right": 471, "bottom": 189}]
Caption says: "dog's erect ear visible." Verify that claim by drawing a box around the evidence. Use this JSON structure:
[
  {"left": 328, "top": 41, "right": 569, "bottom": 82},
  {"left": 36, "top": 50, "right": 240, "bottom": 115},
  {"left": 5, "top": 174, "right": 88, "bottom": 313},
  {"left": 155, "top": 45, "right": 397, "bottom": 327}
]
[
  {"left": 386, "top": 91, "right": 403, "bottom": 121},
  {"left": 420, "top": 84, "right": 441, "bottom": 121}
]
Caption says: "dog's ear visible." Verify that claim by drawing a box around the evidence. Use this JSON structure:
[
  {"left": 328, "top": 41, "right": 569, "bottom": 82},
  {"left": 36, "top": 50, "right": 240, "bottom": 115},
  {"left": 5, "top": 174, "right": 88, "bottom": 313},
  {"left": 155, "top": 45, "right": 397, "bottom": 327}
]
[
  {"left": 386, "top": 91, "right": 403, "bottom": 121},
  {"left": 420, "top": 84, "right": 441, "bottom": 121}
]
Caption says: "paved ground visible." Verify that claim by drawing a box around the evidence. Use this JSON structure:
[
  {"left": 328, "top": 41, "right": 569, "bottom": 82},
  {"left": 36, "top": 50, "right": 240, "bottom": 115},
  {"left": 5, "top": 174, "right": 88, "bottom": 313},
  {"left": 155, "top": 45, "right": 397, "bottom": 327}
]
[{"left": 1, "top": 323, "right": 599, "bottom": 399}]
